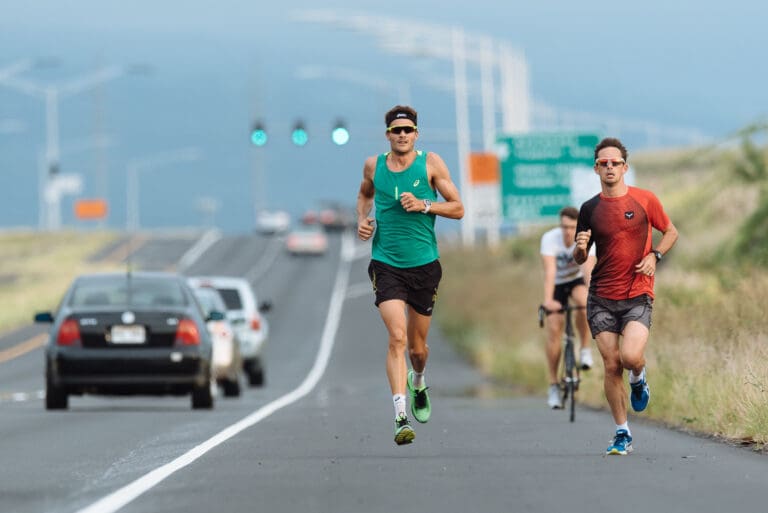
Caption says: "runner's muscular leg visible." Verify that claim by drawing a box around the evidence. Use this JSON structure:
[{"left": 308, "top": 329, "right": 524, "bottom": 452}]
[
  {"left": 406, "top": 306, "right": 431, "bottom": 373},
  {"left": 378, "top": 299, "right": 409, "bottom": 395},
  {"left": 620, "top": 321, "right": 649, "bottom": 375},
  {"left": 595, "top": 331, "right": 628, "bottom": 424}
]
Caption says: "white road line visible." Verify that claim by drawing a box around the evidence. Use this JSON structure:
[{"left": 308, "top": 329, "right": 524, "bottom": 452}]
[
  {"left": 0, "top": 390, "right": 44, "bottom": 403},
  {"left": 245, "top": 235, "right": 284, "bottom": 284},
  {"left": 176, "top": 229, "right": 222, "bottom": 272},
  {"left": 75, "top": 231, "right": 354, "bottom": 513}
]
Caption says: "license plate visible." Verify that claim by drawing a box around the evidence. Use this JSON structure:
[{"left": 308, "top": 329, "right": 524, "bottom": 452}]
[{"left": 111, "top": 325, "right": 146, "bottom": 344}]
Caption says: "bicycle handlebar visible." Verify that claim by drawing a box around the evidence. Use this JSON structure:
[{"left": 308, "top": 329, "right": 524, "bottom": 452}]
[{"left": 538, "top": 304, "right": 586, "bottom": 328}]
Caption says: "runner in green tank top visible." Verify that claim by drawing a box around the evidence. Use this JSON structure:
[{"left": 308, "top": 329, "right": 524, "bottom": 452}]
[{"left": 356, "top": 105, "right": 464, "bottom": 445}]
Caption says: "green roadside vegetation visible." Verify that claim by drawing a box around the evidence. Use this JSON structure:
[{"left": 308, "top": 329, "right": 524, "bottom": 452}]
[
  {"left": 436, "top": 133, "right": 768, "bottom": 450},
  {"left": 0, "top": 231, "right": 119, "bottom": 331}
]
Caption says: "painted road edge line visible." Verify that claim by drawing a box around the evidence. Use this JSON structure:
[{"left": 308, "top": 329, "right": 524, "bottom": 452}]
[
  {"left": 0, "top": 333, "right": 47, "bottom": 364},
  {"left": 75, "top": 231, "right": 354, "bottom": 513}
]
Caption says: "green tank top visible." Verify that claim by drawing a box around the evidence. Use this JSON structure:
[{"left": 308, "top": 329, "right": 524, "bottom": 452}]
[{"left": 372, "top": 151, "right": 439, "bottom": 268}]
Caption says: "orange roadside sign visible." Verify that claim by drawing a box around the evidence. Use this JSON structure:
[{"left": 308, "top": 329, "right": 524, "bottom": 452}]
[
  {"left": 74, "top": 199, "right": 108, "bottom": 220},
  {"left": 468, "top": 152, "right": 500, "bottom": 184}
]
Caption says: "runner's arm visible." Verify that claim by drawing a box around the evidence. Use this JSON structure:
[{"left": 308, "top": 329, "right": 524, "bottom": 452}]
[
  {"left": 357, "top": 157, "right": 376, "bottom": 241},
  {"left": 541, "top": 254, "right": 561, "bottom": 312},
  {"left": 427, "top": 152, "right": 464, "bottom": 219}
]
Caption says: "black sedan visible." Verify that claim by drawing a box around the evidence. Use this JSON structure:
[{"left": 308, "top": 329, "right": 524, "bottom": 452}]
[{"left": 34, "top": 271, "right": 216, "bottom": 410}]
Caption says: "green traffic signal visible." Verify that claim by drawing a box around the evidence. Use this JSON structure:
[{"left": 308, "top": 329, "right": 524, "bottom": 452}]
[
  {"left": 291, "top": 122, "right": 308, "bottom": 146},
  {"left": 331, "top": 121, "right": 350, "bottom": 145},
  {"left": 251, "top": 122, "right": 267, "bottom": 146}
]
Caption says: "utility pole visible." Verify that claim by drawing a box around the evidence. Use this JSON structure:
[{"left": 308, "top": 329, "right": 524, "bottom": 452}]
[{"left": 0, "top": 65, "right": 125, "bottom": 230}]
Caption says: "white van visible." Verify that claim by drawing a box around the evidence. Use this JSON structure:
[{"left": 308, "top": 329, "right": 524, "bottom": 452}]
[{"left": 187, "top": 276, "right": 271, "bottom": 386}]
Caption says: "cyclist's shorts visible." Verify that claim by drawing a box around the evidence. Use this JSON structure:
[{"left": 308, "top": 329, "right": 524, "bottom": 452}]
[
  {"left": 553, "top": 277, "right": 587, "bottom": 308},
  {"left": 587, "top": 294, "right": 653, "bottom": 337},
  {"left": 367, "top": 259, "right": 442, "bottom": 316}
]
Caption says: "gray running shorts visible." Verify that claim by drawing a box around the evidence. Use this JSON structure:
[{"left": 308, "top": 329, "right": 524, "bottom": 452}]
[{"left": 587, "top": 294, "right": 653, "bottom": 337}]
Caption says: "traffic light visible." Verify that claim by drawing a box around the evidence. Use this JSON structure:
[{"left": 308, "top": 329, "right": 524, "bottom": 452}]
[
  {"left": 331, "top": 120, "right": 350, "bottom": 146},
  {"left": 250, "top": 122, "right": 267, "bottom": 146},
  {"left": 291, "top": 121, "right": 308, "bottom": 146}
]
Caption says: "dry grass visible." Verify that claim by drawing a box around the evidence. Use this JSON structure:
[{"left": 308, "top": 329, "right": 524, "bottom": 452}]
[
  {"left": 0, "top": 231, "right": 119, "bottom": 331},
  {"left": 435, "top": 148, "right": 768, "bottom": 448}
]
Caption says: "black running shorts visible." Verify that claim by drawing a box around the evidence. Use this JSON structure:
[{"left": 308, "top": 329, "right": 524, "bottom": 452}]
[
  {"left": 367, "top": 259, "right": 442, "bottom": 316},
  {"left": 587, "top": 294, "right": 653, "bottom": 337},
  {"left": 553, "top": 277, "right": 586, "bottom": 308}
]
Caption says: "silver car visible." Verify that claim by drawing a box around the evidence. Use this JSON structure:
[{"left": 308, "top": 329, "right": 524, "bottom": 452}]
[
  {"left": 187, "top": 276, "right": 271, "bottom": 387},
  {"left": 189, "top": 284, "right": 243, "bottom": 397}
]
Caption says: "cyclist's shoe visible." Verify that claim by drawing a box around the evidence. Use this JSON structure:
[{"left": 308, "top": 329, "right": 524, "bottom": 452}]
[
  {"left": 547, "top": 383, "right": 563, "bottom": 409},
  {"left": 580, "top": 348, "right": 594, "bottom": 370},
  {"left": 606, "top": 429, "right": 633, "bottom": 455},
  {"left": 630, "top": 378, "right": 651, "bottom": 412},
  {"left": 394, "top": 414, "right": 415, "bottom": 445},
  {"left": 407, "top": 370, "right": 431, "bottom": 423}
]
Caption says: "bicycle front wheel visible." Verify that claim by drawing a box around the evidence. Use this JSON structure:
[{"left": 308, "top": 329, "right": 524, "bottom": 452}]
[{"left": 564, "top": 341, "right": 577, "bottom": 422}]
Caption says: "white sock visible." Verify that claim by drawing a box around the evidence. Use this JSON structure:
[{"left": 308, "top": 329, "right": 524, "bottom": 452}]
[
  {"left": 629, "top": 367, "right": 645, "bottom": 384},
  {"left": 616, "top": 422, "right": 631, "bottom": 436},
  {"left": 412, "top": 370, "right": 426, "bottom": 389},
  {"left": 393, "top": 394, "right": 407, "bottom": 419}
]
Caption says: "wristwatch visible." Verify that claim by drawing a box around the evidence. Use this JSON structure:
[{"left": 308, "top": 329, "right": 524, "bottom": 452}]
[
  {"left": 422, "top": 199, "right": 432, "bottom": 214},
  {"left": 651, "top": 249, "right": 663, "bottom": 262}
]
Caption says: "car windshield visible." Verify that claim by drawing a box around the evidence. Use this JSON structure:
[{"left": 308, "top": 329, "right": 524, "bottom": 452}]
[{"left": 69, "top": 276, "right": 188, "bottom": 308}]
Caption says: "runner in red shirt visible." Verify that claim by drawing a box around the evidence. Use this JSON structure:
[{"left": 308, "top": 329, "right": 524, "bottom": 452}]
[{"left": 574, "top": 137, "right": 678, "bottom": 456}]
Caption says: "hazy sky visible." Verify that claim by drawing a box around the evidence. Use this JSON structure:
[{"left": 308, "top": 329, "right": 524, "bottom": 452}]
[{"left": 1, "top": 0, "right": 765, "bottom": 231}]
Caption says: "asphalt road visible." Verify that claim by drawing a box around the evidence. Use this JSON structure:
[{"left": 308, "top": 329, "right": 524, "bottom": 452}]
[{"left": 1, "top": 231, "right": 766, "bottom": 513}]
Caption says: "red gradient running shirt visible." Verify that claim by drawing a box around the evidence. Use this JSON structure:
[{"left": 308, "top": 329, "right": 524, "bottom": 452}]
[{"left": 577, "top": 186, "right": 671, "bottom": 300}]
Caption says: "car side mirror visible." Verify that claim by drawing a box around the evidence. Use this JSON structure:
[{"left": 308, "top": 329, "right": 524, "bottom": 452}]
[
  {"left": 34, "top": 312, "right": 54, "bottom": 323},
  {"left": 207, "top": 310, "right": 225, "bottom": 322},
  {"left": 259, "top": 301, "right": 272, "bottom": 313}
]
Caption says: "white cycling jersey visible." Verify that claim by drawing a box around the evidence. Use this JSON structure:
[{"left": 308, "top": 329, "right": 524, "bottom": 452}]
[{"left": 540, "top": 227, "right": 595, "bottom": 285}]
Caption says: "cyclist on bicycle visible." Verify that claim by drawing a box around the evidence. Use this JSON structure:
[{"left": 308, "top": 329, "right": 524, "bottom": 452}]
[{"left": 540, "top": 206, "right": 596, "bottom": 409}]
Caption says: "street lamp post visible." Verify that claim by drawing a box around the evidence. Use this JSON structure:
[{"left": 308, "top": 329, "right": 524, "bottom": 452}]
[
  {"left": 126, "top": 148, "right": 201, "bottom": 232},
  {"left": 0, "top": 64, "right": 126, "bottom": 230}
]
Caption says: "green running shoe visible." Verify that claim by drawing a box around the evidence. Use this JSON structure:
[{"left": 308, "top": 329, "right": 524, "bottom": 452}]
[
  {"left": 407, "top": 370, "right": 431, "bottom": 423},
  {"left": 394, "top": 414, "right": 415, "bottom": 445}
]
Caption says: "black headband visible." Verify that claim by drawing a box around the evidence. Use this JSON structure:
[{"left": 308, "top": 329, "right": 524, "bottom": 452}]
[{"left": 386, "top": 110, "right": 417, "bottom": 126}]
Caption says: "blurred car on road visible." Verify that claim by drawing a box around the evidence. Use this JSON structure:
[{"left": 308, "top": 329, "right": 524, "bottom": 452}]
[
  {"left": 301, "top": 209, "right": 318, "bottom": 225},
  {"left": 186, "top": 276, "right": 271, "bottom": 387},
  {"left": 189, "top": 283, "right": 243, "bottom": 397},
  {"left": 34, "top": 272, "right": 215, "bottom": 410},
  {"left": 255, "top": 209, "right": 290, "bottom": 235},
  {"left": 317, "top": 201, "right": 355, "bottom": 231},
  {"left": 285, "top": 224, "right": 329, "bottom": 256}
]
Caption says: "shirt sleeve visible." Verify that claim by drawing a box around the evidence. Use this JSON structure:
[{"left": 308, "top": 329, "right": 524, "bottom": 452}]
[{"left": 540, "top": 229, "right": 557, "bottom": 256}]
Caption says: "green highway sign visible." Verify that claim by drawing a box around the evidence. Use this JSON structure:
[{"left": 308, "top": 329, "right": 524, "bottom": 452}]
[{"left": 496, "top": 132, "right": 600, "bottom": 222}]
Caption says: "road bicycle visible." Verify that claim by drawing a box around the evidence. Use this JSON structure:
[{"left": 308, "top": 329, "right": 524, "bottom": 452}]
[{"left": 538, "top": 303, "right": 586, "bottom": 422}]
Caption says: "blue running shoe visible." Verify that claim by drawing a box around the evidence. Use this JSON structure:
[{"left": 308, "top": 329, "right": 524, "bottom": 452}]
[
  {"left": 606, "top": 429, "right": 633, "bottom": 455},
  {"left": 630, "top": 379, "right": 650, "bottom": 412}
]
